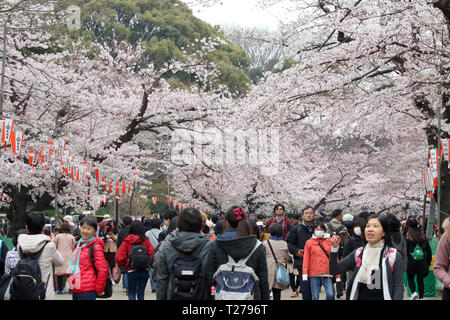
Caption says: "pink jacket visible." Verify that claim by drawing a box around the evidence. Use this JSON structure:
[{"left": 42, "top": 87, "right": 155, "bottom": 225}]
[{"left": 433, "top": 232, "right": 450, "bottom": 289}]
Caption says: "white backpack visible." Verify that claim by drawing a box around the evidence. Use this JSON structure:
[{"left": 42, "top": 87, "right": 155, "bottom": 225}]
[{"left": 213, "top": 240, "right": 261, "bottom": 300}]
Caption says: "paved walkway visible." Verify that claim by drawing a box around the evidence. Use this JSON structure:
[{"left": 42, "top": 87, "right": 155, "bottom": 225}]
[{"left": 54, "top": 278, "right": 442, "bottom": 301}]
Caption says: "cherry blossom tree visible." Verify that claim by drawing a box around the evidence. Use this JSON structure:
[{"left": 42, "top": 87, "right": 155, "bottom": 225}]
[
  {"left": 171, "top": 0, "right": 450, "bottom": 219},
  {"left": 0, "top": 0, "right": 230, "bottom": 233}
]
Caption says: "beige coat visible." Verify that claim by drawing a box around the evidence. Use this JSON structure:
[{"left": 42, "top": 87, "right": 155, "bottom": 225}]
[
  {"left": 17, "top": 234, "right": 64, "bottom": 300},
  {"left": 264, "top": 239, "right": 290, "bottom": 290},
  {"left": 53, "top": 232, "right": 76, "bottom": 276},
  {"left": 104, "top": 232, "right": 117, "bottom": 252}
]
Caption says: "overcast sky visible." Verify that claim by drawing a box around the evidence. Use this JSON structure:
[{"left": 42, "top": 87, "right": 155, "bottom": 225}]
[{"left": 186, "top": 0, "right": 293, "bottom": 31}]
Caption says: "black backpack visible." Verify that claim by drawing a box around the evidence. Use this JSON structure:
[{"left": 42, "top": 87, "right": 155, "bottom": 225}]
[
  {"left": 128, "top": 244, "right": 150, "bottom": 271},
  {"left": 9, "top": 243, "right": 49, "bottom": 300},
  {"left": 89, "top": 243, "right": 113, "bottom": 298},
  {"left": 170, "top": 245, "right": 207, "bottom": 300}
]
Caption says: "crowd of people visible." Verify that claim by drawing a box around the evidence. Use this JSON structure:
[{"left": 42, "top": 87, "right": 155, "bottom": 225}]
[{"left": 0, "top": 204, "right": 449, "bottom": 301}]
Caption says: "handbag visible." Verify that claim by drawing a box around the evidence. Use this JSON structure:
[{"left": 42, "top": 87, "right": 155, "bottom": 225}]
[
  {"left": 267, "top": 240, "right": 290, "bottom": 287},
  {"left": 112, "top": 262, "right": 122, "bottom": 284},
  {"left": 99, "top": 278, "right": 113, "bottom": 299}
]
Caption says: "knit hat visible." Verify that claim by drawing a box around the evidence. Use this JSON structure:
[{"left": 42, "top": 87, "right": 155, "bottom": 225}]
[{"left": 343, "top": 213, "right": 354, "bottom": 222}]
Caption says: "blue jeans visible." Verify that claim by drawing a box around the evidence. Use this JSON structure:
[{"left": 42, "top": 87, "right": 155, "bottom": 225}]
[
  {"left": 149, "top": 268, "right": 156, "bottom": 291},
  {"left": 72, "top": 291, "right": 96, "bottom": 300},
  {"left": 123, "top": 272, "right": 128, "bottom": 291},
  {"left": 310, "top": 277, "right": 334, "bottom": 300},
  {"left": 127, "top": 270, "right": 149, "bottom": 300}
]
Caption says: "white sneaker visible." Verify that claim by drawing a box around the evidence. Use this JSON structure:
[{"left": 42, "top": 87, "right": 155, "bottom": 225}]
[{"left": 410, "top": 292, "right": 419, "bottom": 300}]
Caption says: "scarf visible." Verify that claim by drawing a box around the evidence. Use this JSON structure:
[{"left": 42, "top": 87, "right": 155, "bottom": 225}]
[
  {"left": 269, "top": 235, "right": 282, "bottom": 240},
  {"left": 302, "top": 221, "right": 313, "bottom": 233},
  {"left": 358, "top": 240, "right": 384, "bottom": 285},
  {"left": 68, "top": 236, "right": 95, "bottom": 274}
]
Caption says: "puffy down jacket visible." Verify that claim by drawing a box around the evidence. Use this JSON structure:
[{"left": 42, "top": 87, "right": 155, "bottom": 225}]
[
  {"left": 69, "top": 237, "right": 109, "bottom": 294},
  {"left": 116, "top": 235, "right": 154, "bottom": 272}
]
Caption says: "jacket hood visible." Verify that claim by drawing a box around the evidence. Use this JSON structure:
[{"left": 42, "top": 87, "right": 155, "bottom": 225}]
[
  {"left": 169, "top": 231, "right": 208, "bottom": 253},
  {"left": 123, "top": 234, "right": 146, "bottom": 245},
  {"left": 216, "top": 233, "right": 258, "bottom": 262},
  {"left": 17, "top": 234, "right": 51, "bottom": 254},
  {"left": 216, "top": 230, "right": 238, "bottom": 241}
]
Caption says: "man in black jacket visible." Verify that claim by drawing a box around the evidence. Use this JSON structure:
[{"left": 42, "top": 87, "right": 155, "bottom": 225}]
[{"left": 286, "top": 205, "right": 314, "bottom": 300}]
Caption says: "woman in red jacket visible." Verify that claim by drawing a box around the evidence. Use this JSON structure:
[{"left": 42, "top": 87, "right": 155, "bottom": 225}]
[
  {"left": 302, "top": 221, "right": 335, "bottom": 300},
  {"left": 116, "top": 220, "right": 154, "bottom": 300},
  {"left": 68, "top": 217, "right": 109, "bottom": 300}
]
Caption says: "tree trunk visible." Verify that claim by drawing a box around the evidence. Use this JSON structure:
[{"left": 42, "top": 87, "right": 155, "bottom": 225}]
[{"left": 8, "top": 185, "right": 29, "bottom": 237}]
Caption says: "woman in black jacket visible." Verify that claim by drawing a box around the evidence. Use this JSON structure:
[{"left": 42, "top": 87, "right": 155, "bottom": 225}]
[
  {"left": 206, "top": 206, "right": 270, "bottom": 300},
  {"left": 343, "top": 217, "right": 366, "bottom": 258},
  {"left": 405, "top": 220, "right": 432, "bottom": 300},
  {"left": 329, "top": 214, "right": 404, "bottom": 300}
]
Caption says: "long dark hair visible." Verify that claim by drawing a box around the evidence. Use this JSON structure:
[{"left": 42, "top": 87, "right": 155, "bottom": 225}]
[
  {"left": 352, "top": 217, "right": 366, "bottom": 239},
  {"left": 129, "top": 220, "right": 147, "bottom": 242},
  {"left": 402, "top": 217, "right": 416, "bottom": 237},
  {"left": 237, "top": 220, "right": 254, "bottom": 237},
  {"left": 406, "top": 221, "right": 426, "bottom": 242}
]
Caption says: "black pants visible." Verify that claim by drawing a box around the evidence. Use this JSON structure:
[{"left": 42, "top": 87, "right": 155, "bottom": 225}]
[
  {"left": 406, "top": 263, "right": 428, "bottom": 299},
  {"left": 272, "top": 288, "right": 282, "bottom": 300},
  {"left": 289, "top": 273, "right": 300, "bottom": 292},
  {"left": 443, "top": 288, "right": 450, "bottom": 300},
  {"left": 335, "top": 278, "right": 344, "bottom": 298},
  {"left": 55, "top": 275, "right": 67, "bottom": 291},
  {"left": 300, "top": 278, "right": 312, "bottom": 300},
  {"left": 295, "top": 266, "right": 312, "bottom": 300}
]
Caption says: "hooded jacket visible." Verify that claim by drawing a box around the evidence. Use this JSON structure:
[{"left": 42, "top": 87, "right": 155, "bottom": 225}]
[
  {"left": 17, "top": 234, "right": 64, "bottom": 300},
  {"left": 116, "top": 234, "right": 154, "bottom": 272},
  {"left": 68, "top": 237, "right": 109, "bottom": 295},
  {"left": 206, "top": 230, "right": 270, "bottom": 300},
  {"left": 156, "top": 231, "right": 211, "bottom": 300}
]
